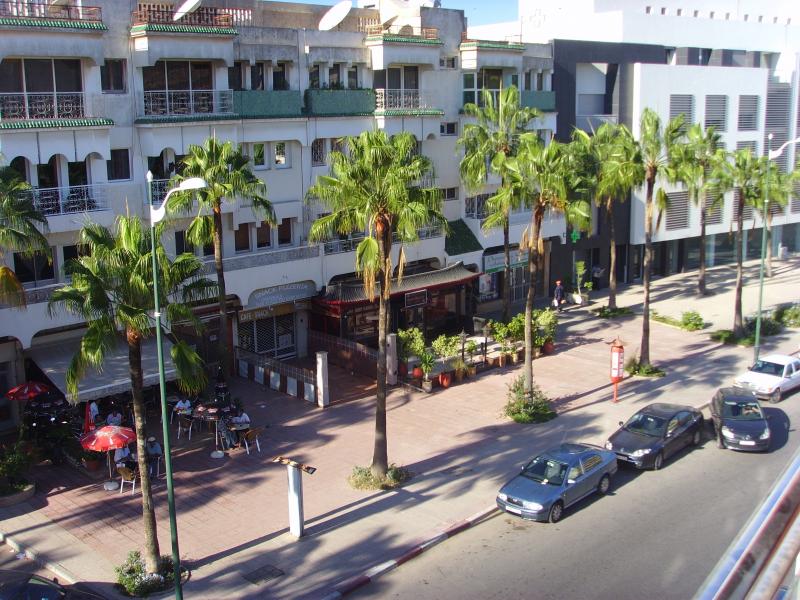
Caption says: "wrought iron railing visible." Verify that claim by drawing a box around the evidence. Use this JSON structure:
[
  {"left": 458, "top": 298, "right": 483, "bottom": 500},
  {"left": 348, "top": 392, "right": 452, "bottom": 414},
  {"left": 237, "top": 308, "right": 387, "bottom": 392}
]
[
  {"left": 0, "top": 92, "right": 85, "bottom": 120},
  {"left": 20, "top": 184, "right": 109, "bottom": 216},
  {"left": 365, "top": 24, "right": 438, "bottom": 39},
  {"left": 149, "top": 179, "right": 168, "bottom": 205},
  {"left": 141, "top": 89, "right": 233, "bottom": 117},
  {"left": 0, "top": 1, "right": 102, "bottom": 23},
  {"left": 375, "top": 89, "right": 437, "bottom": 110},
  {"left": 131, "top": 8, "right": 232, "bottom": 27}
]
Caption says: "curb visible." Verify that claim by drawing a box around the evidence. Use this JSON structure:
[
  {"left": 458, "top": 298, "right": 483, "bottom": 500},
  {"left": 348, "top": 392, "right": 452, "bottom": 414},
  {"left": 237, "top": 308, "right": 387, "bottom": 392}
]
[
  {"left": 0, "top": 528, "right": 79, "bottom": 585},
  {"left": 321, "top": 504, "right": 499, "bottom": 600}
]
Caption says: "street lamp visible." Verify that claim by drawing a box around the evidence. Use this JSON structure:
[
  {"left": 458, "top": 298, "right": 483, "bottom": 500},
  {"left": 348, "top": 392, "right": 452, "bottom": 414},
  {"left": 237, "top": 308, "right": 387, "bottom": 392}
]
[
  {"left": 147, "top": 171, "right": 206, "bottom": 600},
  {"left": 753, "top": 135, "right": 800, "bottom": 363}
]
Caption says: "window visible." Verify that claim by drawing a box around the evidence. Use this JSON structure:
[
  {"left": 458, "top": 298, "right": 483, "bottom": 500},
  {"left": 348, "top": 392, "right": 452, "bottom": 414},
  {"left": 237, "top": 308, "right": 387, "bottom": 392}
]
[
  {"left": 439, "top": 56, "right": 457, "bottom": 69},
  {"left": 251, "top": 62, "right": 265, "bottom": 91},
  {"left": 256, "top": 221, "right": 272, "bottom": 248},
  {"left": 234, "top": 223, "right": 250, "bottom": 253},
  {"left": 440, "top": 122, "right": 457, "bottom": 136},
  {"left": 228, "top": 61, "right": 245, "bottom": 91},
  {"left": 738, "top": 95, "right": 759, "bottom": 131},
  {"left": 665, "top": 190, "right": 690, "bottom": 230},
  {"left": 62, "top": 244, "right": 89, "bottom": 264},
  {"left": 347, "top": 66, "right": 358, "bottom": 89},
  {"left": 331, "top": 137, "right": 345, "bottom": 154},
  {"left": 536, "top": 71, "right": 544, "bottom": 91},
  {"left": 704, "top": 95, "right": 728, "bottom": 131},
  {"left": 105, "top": 149, "right": 130, "bottom": 181},
  {"left": 175, "top": 231, "right": 194, "bottom": 255},
  {"left": 311, "top": 138, "right": 326, "bottom": 166},
  {"left": 669, "top": 94, "right": 694, "bottom": 130},
  {"left": 567, "top": 465, "right": 582, "bottom": 480},
  {"left": 442, "top": 187, "right": 458, "bottom": 200},
  {"left": 524, "top": 71, "right": 532, "bottom": 90},
  {"left": 309, "top": 65, "right": 320, "bottom": 89},
  {"left": 581, "top": 454, "right": 603, "bottom": 472},
  {"left": 273, "top": 142, "right": 289, "bottom": 167},
  {"left": 328, "top": 64, "right": 341, "bottom": 88},
  {"left": 203, "top": 241, "right": 214, "bottom": 257},
  {"left": 462, "top": 72, "right": 476, "bottom": 105},
  {"left": 277, "top": 218, "right": 292, "bottom": 246},
  {"left": 252, "top": 143, "right": 266, "bottom": 169},
  {"left": 13, "top": 249, "right": 54, "bottom": 285},
  {"left": 510, "top": 74, "right": 519, "bottom": 88},
  {"left": 101, "top": 59, "right": 125, "bottom": 93},
  {"left": 273, "top": 62, "right": 289, "bottom": 90}
]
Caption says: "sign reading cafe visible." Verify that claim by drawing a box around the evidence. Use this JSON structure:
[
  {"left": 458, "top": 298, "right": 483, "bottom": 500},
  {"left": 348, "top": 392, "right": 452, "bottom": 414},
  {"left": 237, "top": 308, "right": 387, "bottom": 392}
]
[{"left": 240, "top": 281, "right": 317, "bottom": 323}]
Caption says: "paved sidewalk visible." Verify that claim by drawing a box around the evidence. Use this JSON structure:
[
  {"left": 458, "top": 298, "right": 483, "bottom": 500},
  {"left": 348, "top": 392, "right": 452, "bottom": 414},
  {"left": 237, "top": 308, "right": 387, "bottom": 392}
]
[{"left": 1, "top": 256, "right": 798, "bottom": 599}]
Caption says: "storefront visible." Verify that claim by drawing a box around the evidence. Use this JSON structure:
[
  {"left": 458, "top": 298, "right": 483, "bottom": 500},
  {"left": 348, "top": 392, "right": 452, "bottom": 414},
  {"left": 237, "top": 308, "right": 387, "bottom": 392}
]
[
  {"left": 479, "top": 245, "right": 549, "bottom": 311},
  {"left": 312, "top": 262, "right": 479, "bottom": 346}
]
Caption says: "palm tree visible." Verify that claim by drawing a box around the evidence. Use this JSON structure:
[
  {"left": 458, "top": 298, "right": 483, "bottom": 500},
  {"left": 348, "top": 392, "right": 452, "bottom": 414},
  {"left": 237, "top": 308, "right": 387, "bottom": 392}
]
[
  {"left": 307, "top": 130, "right": 445, "bottom": 478},
  {"left": 458, "top": 85, "right": 539, "bottom": 322},
  {"left": 0, "top": 167, "right": 48, "bottom": 307},
  {"left": 757, "top": 164, "right": 794, "bottom": 279},
  {"left": 48, "top": 216, "right": 213, "bottom": 574},
  {"left": 496, "top": 136, "right": 590, "bottom": 393},
  {"left": 637, "top": 108, "right": 684, "bottom": 368},
  {"left": 166, "top": 137, "right": 274, "bottom": 378},
  {"left": 670, "top": 124, "right": 721, "bottom": 296},
  {"left": 571, "top": 123, "right": 641, "bottom": 310}
]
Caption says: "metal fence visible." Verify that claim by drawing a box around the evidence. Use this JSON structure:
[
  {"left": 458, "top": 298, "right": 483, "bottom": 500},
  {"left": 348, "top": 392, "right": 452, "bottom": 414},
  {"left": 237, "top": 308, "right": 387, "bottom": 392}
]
[
  {"left": 0, "top": 92, "right": 85, "bottom": 120},
  {"left": 0, "top": 1, "right": 102, "bottom": 22},
  {"left": 141, "top": 90, "right": 233, "bottom": 117},
  {"left": 20, "top": 184, "right": 109, "bottom": 216},
  {"left": 308, "top": 330, "right": 377, "bottom": 379},
  {"left": 234, "top": 347, "right": 315, "bottom": 385}
]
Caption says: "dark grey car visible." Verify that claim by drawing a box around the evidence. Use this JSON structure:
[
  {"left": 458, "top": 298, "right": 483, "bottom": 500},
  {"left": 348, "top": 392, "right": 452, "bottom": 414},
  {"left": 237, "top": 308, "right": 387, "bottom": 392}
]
[
  {"left": 496, "top": 443, "right": 618, "bottom": 523},
  {"left": 710, "top": 388, "right": 771, "bottom": 452}
]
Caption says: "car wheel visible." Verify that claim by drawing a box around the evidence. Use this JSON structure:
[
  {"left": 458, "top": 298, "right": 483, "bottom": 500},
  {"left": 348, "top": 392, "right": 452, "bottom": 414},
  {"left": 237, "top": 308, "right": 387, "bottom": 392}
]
[
  {"left": 691, "top": 428, "right": 702, "bottom": 446},
  {"left": 770, "top": 388, "right": 782, "bottom": 404},
  {"left": 597, "top": 474, "right": 611, "bottom": 496},
  {"left": 652, "top": 452, "right": 664, "bottom": 471},
  {"left": 548, "top": 501, "right": 564, "bottom": 523}
]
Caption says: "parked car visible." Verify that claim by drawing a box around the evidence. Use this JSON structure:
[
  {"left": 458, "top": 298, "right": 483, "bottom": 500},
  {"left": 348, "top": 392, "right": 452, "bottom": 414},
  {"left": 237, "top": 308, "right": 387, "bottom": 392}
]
[
  {"left": 0, "top": 570, "right": 104, "bottom": 599},
  {"left": 734, "top": 354, "right": 800, "bottom": 403},
  {"left": 605, "top": 403, "right": 704, "bottom": 470},
  {"left": 710, "top": 387, "right": 771, "bottom": 452},
  {"left": 496, "top": 443, "right": 618, "bottom": 523}
]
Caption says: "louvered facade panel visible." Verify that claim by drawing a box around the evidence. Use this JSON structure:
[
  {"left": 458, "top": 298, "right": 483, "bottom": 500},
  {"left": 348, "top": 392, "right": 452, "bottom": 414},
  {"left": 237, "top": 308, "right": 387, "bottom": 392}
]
[
  {"left": 706, "top": 192, "right": 723, "bottom": 225},
  {"left": 733, "top": 189, "right": 754, "bottom": 221},
  {"left": 670, "top": 95, "right": 694, "bottom": 130},
  {"left": 736, "top": 140, "right": 757, "bottom": 154},
  {"left": 792, "top": 181, "right": 800, "bottom": 214},
  {"left": 766, "top": 130, "right": 789, "bottom": 171},
  {"left": 705, "top": 95, "right": 727, "bottom": 131},
  {"left": 666, "top": 190, "right": 690, "bottom": 230},
  {"left": 738, "top": 95, "right": 759, "bottom": 131},
  {"left": 768, "top": 201, "right": 785, "bottom": 216}
]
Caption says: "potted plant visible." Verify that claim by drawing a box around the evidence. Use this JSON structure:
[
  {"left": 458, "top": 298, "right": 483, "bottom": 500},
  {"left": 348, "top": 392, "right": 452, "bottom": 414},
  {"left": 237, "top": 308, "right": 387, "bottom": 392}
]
[
  {"left": 507, "top": 313, "right": 525, "bottom": 363},
  {"left": 490, "top": 321, "right": 510, "bottom": 367},
  {"left": 432, "top": 334, "right": 459, "bottom": 388},
  {"left": 538, "top": 309, "right": 559, "bottom": 355},
  {"left": 451, "top": 357, "right": 467, "bottom": 384},
  {"left": 465, "top": 340, "right": 478, "bottom": 377},
  {"left": 419, "top": 351, "right": 435, "bottom": 393},
  {"left": 573, "top": 261, "right": 590, "bottom": 305},
  {"left": 398, "top": 327, "right": 425, "bottom": 378}
]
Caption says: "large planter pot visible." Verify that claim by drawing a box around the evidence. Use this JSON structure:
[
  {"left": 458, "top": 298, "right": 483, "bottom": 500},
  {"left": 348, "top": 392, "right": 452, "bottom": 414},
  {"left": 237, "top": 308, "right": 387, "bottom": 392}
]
[
  {"left": 0, "top": 483, "right": 35, "bottom": 508},
  {"left": 467, "top": 365, "right": 477, "bottom": 377},
  {"left": 542, "top": 340, "right": 555, "bottom": 355},
  {"left": 439, "top": 372, "right": 453, "bottom": 388},
  {"left": 412, "top": 367, "right": 423, "bottom": 380},
  {"left": 571, "top": 292, "right": 583, "bottom": 305},
  {"left": 422, "top": 379, "right": 433, "bottom": 393},
  {"left": 454, "top": 369, "right": 465, "bottom": 384}
]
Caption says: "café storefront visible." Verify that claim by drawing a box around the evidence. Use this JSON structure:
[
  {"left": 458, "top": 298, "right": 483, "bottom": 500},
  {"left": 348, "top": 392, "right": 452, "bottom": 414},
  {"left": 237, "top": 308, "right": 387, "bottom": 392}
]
[{"left": 311, "top": 262, "right": 479, "bottom": 346}]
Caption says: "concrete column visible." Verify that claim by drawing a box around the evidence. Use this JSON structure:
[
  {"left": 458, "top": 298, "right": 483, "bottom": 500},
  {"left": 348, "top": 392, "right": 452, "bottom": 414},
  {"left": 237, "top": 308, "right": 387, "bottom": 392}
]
[
  {"left": 316, "top": 351, "right": 329, "bottom": 407},
  {"left": 386, "top": 333, "right": 398, "bottom": 385},
  {"left": 287, "top": 465, "right": 304, "bottom": 538},
  {"left": 296, "top": 309, "right": 308, "bottom": 358}
]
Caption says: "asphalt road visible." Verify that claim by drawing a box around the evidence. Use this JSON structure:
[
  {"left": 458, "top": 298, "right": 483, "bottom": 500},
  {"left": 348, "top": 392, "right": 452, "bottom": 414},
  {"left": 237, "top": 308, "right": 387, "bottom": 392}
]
[{"left": 352, "top": 397, "right": 800, "bottom": 600}]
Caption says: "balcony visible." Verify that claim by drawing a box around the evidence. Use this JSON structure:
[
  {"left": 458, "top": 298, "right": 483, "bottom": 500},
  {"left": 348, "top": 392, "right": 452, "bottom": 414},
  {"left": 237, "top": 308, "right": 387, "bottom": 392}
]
[
  {"left": 365, "top": 24, "right": 442, "bottom": 70},
  {"left": 365, "top": 24, "right": 440, "bottom": 44},
  {"left": 521, "top": 90, "right": 556, "bottom": 112},
  {"left": 323, "top": 226, "right": 443, "bottom": 255},
  {"left": 212, "top": 245, "right": 320, "bottom": 274},
  {"left": 138, "top": 89, "right": 234, "bottom": 120},
  {"left": 233, "top": 90, "right": 302, "bottom": 119},
  {"left": 304, "top": 89, "right": 375, "bottom": 117},
  {"left": 20, "top": 184, "right": 109, "bottom": 216},
  {"left": 0, "top": 0, "right": 105, "bottom": 30},
  {"left": 374, "top": 89, "right": 442, "bottom": 116},
  {"left": 0, "top": 92, "right": 87, "bottom": 120},
  {"left": 575, "top": 114, "right": 618, "bottom": 133},
  {"left": 130, "top": 7, "right": 237, "bottom": 35}
]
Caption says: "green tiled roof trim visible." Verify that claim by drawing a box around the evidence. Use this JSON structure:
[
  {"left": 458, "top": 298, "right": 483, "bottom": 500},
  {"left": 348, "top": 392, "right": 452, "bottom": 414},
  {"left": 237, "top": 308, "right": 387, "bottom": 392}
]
[
  {"left": 303, "top": 111, "right": 375, "bottom": 118},
  {"left": 374, "top": 108, "right": 444, "bottom": 116},
  {"left": 0, "top": 17, "right": 106, "bottom": 29},
  {"left": 365, "top": 34, "right": 442, "bottom": 45},
  {"left": 130, "top": 23, "right": 237, "bottom": 35},
  {"left": 135, "top": 113, "right": 240, "bottom": 124},
  {"left": 0, "top": 118, "right": 113, "bottom": 129},
  {"left": 459, "top": 41, "right": 525, "bottom": 51},
  {"left": 445, "top": 219, "right": 483, "bottom": 256}
]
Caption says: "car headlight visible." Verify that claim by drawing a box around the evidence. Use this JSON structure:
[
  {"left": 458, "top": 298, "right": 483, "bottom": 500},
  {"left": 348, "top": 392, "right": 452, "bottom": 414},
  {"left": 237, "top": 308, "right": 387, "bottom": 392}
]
[
  {"left": 522, "top": 500, "right": 543, "bottom": 511},
  {"left": 757, "top": 385, "right": 773, "bottom": 393},
  {"left": 631, "top": 448, "right": 652, "bottom": 457},
  {"left": 721, "top": 426, "right": 736, "bottom": 439},
  {"left": 497, "top": 493, "right": 508, "bottom": 502},
  {"left": 760, "top": 428, "right": 771, "bottom": 440},
  {"left": 604, "top": 441, "right": 613, "bottom": 450}
]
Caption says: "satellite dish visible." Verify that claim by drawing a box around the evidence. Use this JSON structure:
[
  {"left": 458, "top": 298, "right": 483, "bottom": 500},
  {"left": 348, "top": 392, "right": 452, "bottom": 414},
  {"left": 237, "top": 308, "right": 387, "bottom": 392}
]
[
  {"left": 173, "top": 0, "right": 201, "bottom": 21},
  {"left": 319, "top": 0, "right": 352, "bottom": 31}
]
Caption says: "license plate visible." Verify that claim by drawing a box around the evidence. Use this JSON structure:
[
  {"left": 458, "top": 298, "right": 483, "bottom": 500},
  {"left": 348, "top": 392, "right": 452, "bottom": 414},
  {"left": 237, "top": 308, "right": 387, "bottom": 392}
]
[
  {"left": 740, "top": 440, "right": 756, "bottom": 446},
  {"left": 505, "top": 506, "right": 521, "bottom": 514}
]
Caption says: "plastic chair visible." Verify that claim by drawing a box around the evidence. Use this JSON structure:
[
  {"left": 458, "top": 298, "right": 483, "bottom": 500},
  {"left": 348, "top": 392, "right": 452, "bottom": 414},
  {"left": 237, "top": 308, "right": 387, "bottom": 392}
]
[
  {"left": 117, "top": 466, "right": 138, "bottom": 495},
  {"left": 177, "top": 416, "right": 193, "bottom": 441},
  {"left": 243, "top": 427, "right": 262, "bottom": 455}
]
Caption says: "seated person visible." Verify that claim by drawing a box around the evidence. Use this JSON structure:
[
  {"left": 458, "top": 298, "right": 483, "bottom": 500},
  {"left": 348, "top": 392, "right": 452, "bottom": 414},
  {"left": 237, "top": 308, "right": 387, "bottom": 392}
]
[
  {"left": 217, "top": 417, "right": 237, "bottom": 450},
  {"left": 106, "top": 409, "right": 123, "bottom": 426},
  {"left": 88, "top": 400, "right": 100, "bottom": 422},
  {"left": 174, "top": 397, "right": 192, "bottom": 414},
  {"left": 114, "top": 444, "right": 136, "bottom": 471},
  {"left": 230, "top": 408, "right": 251, "bottom": 443},
  {"left": 145, "top": 437, "right": 162, "bottom": 478}
]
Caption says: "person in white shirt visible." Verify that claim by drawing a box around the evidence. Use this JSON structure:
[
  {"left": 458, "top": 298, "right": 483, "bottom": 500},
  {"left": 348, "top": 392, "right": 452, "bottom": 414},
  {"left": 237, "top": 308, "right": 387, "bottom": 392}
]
[
  {"left": 230, "top": 409, "right": 251, "bottom": 444},
  {"left": 106, "top": 410, "right": 123, "bottom": 426},
  {"left": 88, "top": 400, "right": 99, "bottom": 421},
  {"left": 174, "top": 398, "right": 192, "bottom": 414},
  {"left": 114, "top": 444, "right": 135, "bottom": 470}
]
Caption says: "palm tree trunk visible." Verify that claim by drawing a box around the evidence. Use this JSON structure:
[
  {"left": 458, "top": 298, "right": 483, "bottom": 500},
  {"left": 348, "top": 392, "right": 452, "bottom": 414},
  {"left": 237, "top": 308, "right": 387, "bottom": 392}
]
[
  {"left": 127, "top": 328, "right": 161, "bottom": 574},
  {"left": 502, "top": 217, "right": 511, "bottom": 323},
  {"left": 698, "top": 193, "right": 707, "bottom": 296},
  {"left": 607, "top": 198, "right": 617, "bottom": 311},
  {"left": 733, "top": 194, "right": 745, "bottom": 337},
  {"left": 212, "top": 205, "right": 229, "bottom": 377},
  {"left": 523, "top": 209, "right": 543, "bottom": 394},
  {"left": 371, "top": 225, "right": 390, "bottom": 478},
  {"left": 765, "top": 212, "right": 773, "bottom": 278},
  {"left": 640, "top": 177, "right": 654, "bottom": 367}
]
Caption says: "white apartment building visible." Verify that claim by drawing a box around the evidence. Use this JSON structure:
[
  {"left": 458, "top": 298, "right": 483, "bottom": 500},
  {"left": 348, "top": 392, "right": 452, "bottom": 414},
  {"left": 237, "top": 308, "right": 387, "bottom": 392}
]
[{"left": 0, "top": 0, "right": 558, "bottom": 427}]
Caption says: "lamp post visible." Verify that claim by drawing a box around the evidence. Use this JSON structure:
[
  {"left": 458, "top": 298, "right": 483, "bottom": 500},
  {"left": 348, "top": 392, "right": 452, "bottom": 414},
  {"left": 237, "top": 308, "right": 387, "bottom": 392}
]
[
  {"left": 753, "top": 134, "right": 800, "bottom": 363},
  {"left": 147, "top": 171, "right": 207, "bottom": 600}
]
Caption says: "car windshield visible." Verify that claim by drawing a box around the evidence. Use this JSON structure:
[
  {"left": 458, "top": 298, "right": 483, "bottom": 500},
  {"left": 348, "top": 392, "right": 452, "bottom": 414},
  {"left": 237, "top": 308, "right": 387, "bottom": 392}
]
[
  {"left": 722, "top": 400, "right": 763, "bottom": 420},
  {"left": 624, "top": 412, "right": 667, "bottom": 437},
  {"left": 750, "top": 360, "right": 784, "bottom": 376},
  {"left": 522, "top": 456, "right": 569, "bottom": 486}
]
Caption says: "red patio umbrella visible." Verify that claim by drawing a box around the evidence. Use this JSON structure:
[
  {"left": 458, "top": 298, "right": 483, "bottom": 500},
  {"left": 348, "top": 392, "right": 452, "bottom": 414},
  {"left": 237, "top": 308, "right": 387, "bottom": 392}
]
[
  {"left": 80, "top": 425, "right": 136, "bottom": 480},
  {"left": 5, "top": 381, "right": 52, "bottom": 401}
]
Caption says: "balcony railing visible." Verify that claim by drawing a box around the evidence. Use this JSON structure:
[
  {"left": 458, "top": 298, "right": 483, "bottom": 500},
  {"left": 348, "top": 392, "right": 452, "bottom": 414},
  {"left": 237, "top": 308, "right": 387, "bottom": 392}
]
[
  {"left": 0, "top": 92, "right": 85, "bottom": 120},
  {"left": 131, "top": 8, "right": 232, "bottom": 27},
  {"left": 365, "top": 24, "right": 438, "bottom": 39},
  {"left": 375, "top": 89, "right": 437, "bottom": 111},
  {"left": 20, "top": 184, "right": 109, "bottom": 216},
  {"left": 210, "top": 245, "right": 320, "bottom": 274},
  {"left": 0, "top": 1, "right": 102, "bottom": 24},
  {"left": 141, "top": 89, "right": 234, "bottom": 118},
  {"left": 323, "top": 226, "right": 443, "bottom": 255},
  {"left": 149, "top": 179, "right": 169, "bottom": 205}
]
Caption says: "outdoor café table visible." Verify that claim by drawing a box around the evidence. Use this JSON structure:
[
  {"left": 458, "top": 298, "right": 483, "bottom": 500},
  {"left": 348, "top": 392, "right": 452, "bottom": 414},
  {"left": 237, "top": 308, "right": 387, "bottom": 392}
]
[{"left": 192, "top": 403, "right": 230, "bottom": 449}]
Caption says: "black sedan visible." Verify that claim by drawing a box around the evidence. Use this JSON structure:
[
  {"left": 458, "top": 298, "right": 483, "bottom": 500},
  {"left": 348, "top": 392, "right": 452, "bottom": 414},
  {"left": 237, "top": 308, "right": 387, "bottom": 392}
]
[
  {"left": 0, "top": 570, "right": 104, "bottom": 599},
  {"left": 605, "top": 403, "right": 704, "bottom": 470},
  {"left": 710, "top": 388, "right": 770, "bottom": 452}
]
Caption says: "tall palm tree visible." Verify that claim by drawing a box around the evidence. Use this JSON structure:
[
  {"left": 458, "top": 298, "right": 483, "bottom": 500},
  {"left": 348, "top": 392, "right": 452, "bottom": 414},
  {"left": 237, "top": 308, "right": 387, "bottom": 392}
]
[
  {"left": 756, "top": 164, "right": 794, "bottom": 279},
  {"left": 571, "top": 123, "right": 640, "bottom": 310},
  {"left": 458, "top": 85, "right": 539, "bottom": 322},
  {"left": 670, "top": 124, "right": 721, "bottom": 296},
  {"left": 307, "top": 130, "right": 444, "bottom": 478},
  {"left": 496, "top": 136, "right": 590, "bottom": 393},
  {"left": 48, "top": 216, "right": 213, "bottom": 574},
  {"left": 0, "top": 167, "right": 48, "bottom": 307},
  {"left": 167, "top": 137, "right": 273, "bottom": 378},
  {"left": 637, "top": 109, "right": 684, "bottom": 368}
]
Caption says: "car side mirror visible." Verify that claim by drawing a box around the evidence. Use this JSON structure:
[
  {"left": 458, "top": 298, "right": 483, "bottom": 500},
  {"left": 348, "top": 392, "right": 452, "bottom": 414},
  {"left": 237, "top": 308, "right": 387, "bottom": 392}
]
[{"left": 567, "top": 479, "right": 576, "bottom": 485}]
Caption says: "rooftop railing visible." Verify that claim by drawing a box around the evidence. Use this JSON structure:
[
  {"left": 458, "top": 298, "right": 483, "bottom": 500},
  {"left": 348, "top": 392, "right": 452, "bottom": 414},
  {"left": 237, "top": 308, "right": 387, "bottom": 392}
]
[
  {"left": 0, "top": 92, "right": 85, "bottom": 120},
  {"left": 0, "top": 1, "right": 102, "bottom": 24},
  {"left": 131, "top": 7, "right": 232, "bottom": 27},
  {"left": 365, "top": 24, "right": 438, "bottom": 39}
]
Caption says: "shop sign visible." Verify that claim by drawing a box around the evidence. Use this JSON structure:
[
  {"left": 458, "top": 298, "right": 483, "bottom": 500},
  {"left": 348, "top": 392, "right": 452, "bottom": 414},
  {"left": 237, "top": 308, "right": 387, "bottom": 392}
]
[
  {"left": 246, "top": 281, "right": 317, "bottom": 309},
  {"left": 483, "top": 250, "right": 529, "bottom": 274},
  {"left": 405, "top": 290, "right": 428, "bottom": 308}
]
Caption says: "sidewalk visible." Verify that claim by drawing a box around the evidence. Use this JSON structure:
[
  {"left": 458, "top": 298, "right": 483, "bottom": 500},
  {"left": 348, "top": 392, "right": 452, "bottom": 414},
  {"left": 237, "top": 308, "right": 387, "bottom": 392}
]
[{"left": 1, "top": 256, "right": 798, "bottom": 599}]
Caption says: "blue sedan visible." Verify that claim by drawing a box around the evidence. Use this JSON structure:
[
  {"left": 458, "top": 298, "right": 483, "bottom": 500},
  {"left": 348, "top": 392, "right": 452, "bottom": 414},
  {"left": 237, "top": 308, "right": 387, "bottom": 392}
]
[{"left": 496, "top": 443, "right": 618, "bottom": 523}]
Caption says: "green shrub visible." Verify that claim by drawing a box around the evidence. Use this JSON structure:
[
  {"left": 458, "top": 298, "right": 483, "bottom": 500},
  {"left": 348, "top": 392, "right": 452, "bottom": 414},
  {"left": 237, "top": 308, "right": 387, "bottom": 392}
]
[
  {"left": 0, "top": 442, "right": 30, "bottom": 495},
  {"left": 710, "top": 329, "right": 754, "bottom": 346},
  {"left": 503, "top": 375, "right": 557, "bottom": 424},
  {"left": 774, "top": 304, "right": 800, "bottom": 328},
  {"left": 624, "top": 357, "right": 665, "bottom": 377},
  {"left": 348, "top": 464, "right": 412, "bottom": 490},
  {"left": 681, "top": 310, "right": 705, "bottom": 331},
  {"left": 397, "top": 327, "right": 425, "bottom": 361},
  {"left": 744, "top": 315, "right": 782, "bottom": 337},
  {"left": 594, "top": 306, "right": 633, "bottom": 319},
  {"left": 115, "top": 551, "right": 178, "bottom": 597},
  {"left": 507, "top": 313, "right": 525, "bottom": 343},
  {"left": 431, "top": 334, "right": 460, "bottom": 360}
]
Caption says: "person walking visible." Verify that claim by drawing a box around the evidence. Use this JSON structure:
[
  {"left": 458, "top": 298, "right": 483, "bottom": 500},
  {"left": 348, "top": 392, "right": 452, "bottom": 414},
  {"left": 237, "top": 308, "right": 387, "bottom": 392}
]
[{"left": 553, "top": 280, "right": 565, "bottom": 312}]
